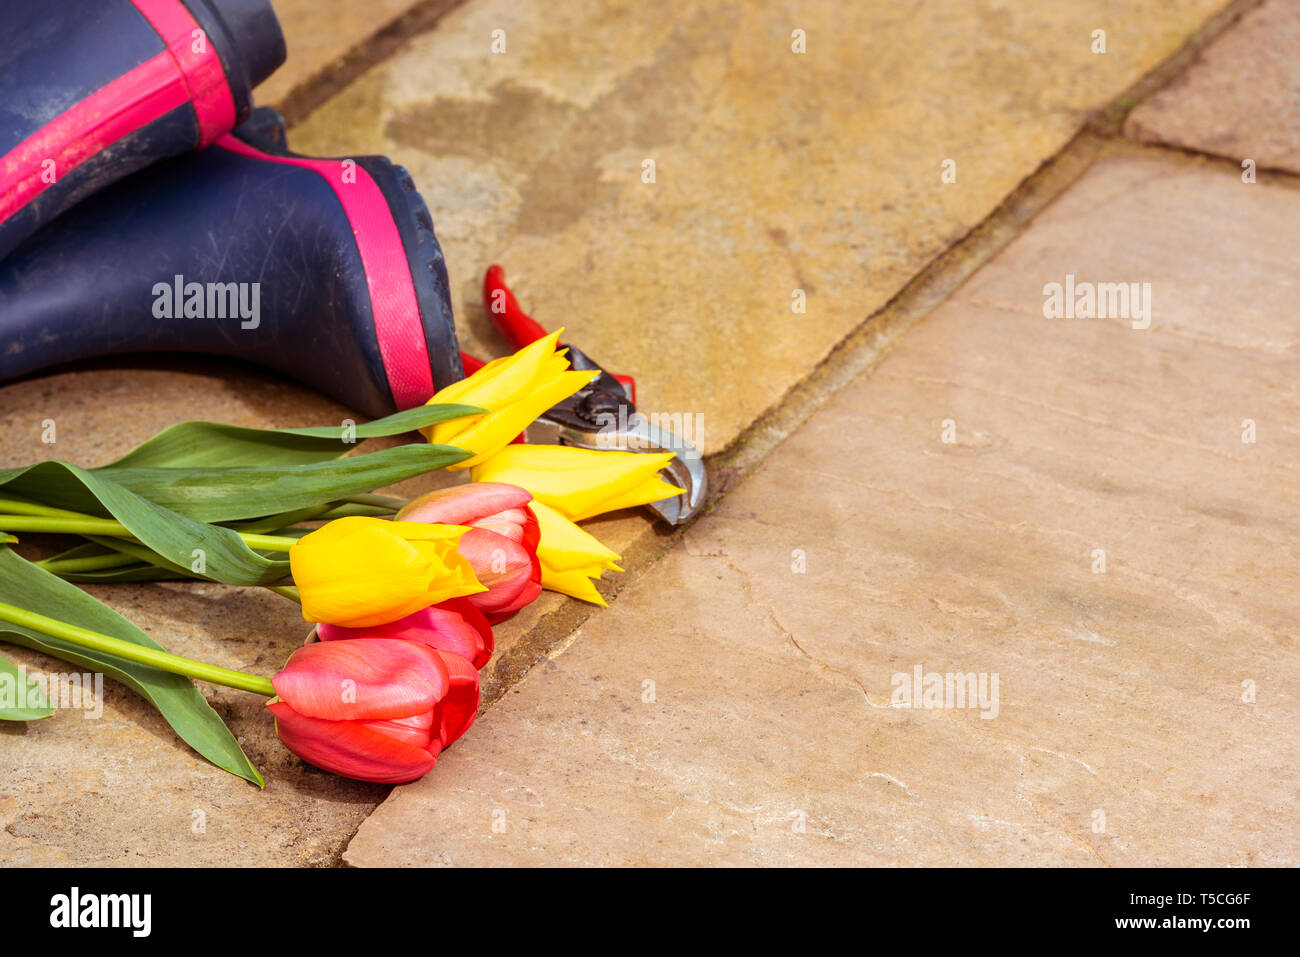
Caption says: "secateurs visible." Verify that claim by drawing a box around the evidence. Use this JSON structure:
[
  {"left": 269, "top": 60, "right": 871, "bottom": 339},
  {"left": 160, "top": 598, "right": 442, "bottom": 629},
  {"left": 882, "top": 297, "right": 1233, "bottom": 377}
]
[{"left": 466, "top": 266, "right": 707, "bottom": 526}]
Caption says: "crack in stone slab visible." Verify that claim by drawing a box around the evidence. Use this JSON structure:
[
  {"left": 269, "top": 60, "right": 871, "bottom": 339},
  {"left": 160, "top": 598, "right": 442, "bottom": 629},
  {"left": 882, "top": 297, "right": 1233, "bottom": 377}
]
[
  {"left": 680, "top": 542, "right": 893, "bottom": 709},
  {"left": 860, "top": 772, "right": 925, "bottom": 806}
]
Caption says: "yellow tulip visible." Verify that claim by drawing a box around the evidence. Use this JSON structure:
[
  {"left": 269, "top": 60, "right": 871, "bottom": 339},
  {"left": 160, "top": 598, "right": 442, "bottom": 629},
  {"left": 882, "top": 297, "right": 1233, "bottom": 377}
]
[
  {"left": 529, "top": 501, "right": 623, "bottom": 605},
  {"left": 421, "top": 331, "right": 598, "bottom": 469},
  {"left": 470, "top": 444, "right": 683, "bottom": 522},
  {"left": 290, "top": 517, "right": 486, "bottom": 628}
]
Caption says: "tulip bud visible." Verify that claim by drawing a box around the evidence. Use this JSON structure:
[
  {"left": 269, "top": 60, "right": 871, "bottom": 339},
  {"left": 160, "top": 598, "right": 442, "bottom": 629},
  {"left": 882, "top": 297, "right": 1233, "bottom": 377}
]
[
  {"left": 396, "top": 483, "right": 542, "bottom": 624},
  {"left": 528, "top": 500, "right": 623, "bottom": 605},
  {"left": 469, "top": 444, "right": 683, "bottom": 522},
  {"left": 267, "top": 639, "right": 479, "bottom": 783},
  {"left": 316, "top": 596, "right": 494, "bottom": 670},
  {"left": 420, "top": 331, "right": 598, "bottom": 469},
  {"left": 289, "top": 517, "right": 486, "bottom": 628}
]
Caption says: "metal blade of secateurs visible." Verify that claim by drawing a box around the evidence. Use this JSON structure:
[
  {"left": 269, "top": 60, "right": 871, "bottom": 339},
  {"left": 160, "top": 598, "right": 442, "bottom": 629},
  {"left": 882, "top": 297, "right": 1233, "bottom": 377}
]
[
  {"left": 526, "top": 344, "right": 707, "bottom": 524},
  {"left": 526, "top": 412, "right": 706, "bottom": 524}
]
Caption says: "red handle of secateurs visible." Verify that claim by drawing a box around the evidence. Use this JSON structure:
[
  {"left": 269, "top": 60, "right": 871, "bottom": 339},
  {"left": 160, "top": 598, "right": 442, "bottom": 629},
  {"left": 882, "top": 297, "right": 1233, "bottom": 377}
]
[
  {"left": 463, "top": 265, "right": 637, "bottom": 405},
  {"left": 484, "top": 265, "right": 549, "bottom": 351},
  {"left": 612, "top": 374, "right": 636, "bottom": 405}
]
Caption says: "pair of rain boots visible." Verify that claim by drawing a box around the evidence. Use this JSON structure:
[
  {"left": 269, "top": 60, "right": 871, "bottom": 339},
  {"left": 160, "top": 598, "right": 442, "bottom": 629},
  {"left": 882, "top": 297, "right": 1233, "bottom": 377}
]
[{"left": 0, "top": 0, "right": 462, "bottom": 415}]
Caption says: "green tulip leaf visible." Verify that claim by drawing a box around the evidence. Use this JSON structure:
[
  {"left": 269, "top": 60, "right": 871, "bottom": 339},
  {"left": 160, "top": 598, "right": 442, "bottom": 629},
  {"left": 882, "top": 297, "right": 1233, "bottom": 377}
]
[
  {"left": 0, "top": 462, "right": 285, "bottom": 585},
  {"left": 0, "top": 650, "right": 55, "bottom": 720},
  {"left": 0, "top": 548, "right": 263, "bottom": 784},
  {"left": 91, "top": 443, "right": 471, "bottom": 523},
  {"left": 36, "top": 540, "right": 184, "bottom": 583},
  {"left": 47, "top": 565, "right": 180, "bottom": 584},
  {"left": 104, "top": 403, "right": 484, "bottom": 469},
  {"left": 2, "top": 445, "right": 466, "bottom": 531}
]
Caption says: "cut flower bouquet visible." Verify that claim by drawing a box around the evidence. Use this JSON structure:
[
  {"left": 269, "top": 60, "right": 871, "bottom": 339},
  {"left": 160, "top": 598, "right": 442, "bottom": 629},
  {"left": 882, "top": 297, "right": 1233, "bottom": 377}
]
[{"left": 0, "top": 333, "right": 683, "bottom": 785}]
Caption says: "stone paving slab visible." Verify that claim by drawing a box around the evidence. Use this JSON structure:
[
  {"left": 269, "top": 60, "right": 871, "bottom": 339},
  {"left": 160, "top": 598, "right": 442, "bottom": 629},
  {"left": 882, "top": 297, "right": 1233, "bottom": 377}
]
[
  {"left": 1125, "top": 0, "right": 1300, "bottom": 174},
  {"left": 290, "top": 0, "right": 1228, "bottom": 456},
  {"left": 343, "top": 155, "right": 1300, "bottom": 866}
]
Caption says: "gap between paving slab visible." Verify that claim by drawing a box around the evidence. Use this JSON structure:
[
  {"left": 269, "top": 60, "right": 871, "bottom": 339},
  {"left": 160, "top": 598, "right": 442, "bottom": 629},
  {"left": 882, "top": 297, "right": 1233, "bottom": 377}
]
[
  {"left": 268, "top": 0, "right": 472, "bottom": 126},
  {"left": 1123, "top": 0, "right": 1300, "bottom": 174}
]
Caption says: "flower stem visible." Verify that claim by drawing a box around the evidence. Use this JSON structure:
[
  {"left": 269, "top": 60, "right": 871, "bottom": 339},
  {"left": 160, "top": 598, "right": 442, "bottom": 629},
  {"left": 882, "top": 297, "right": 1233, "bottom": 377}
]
[
  {"left": 340, "top": 493, "right": 404, "bottom": 511},
  {"left": 37, "top": 552, "right": 140, "bottom": 574},
  {"left": 236, "top": 532, "right": 297, "bottom": 553},
  {"left": 0, "top": 514, "right": 298, "bottom": 553},
  {"left": 0, "top": 498, "right": 91, "bottom": 520},
  {"left": 0, "top": 516, "right": 127, "bottom": 536},
  {"left": 266, "top": 585, "right": 301, "bottom": 603},
  {"left": 0, "top": 600, "right": 276, "bottom": 696}
]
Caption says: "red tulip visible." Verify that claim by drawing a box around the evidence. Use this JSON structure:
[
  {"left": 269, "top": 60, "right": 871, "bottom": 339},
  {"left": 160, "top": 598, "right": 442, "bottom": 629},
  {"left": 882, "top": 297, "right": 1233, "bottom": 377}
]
[
  {"left": 434, "top": 649, "right": 480, "bottom": 751},
  {"left": 397, "top": 482, "right": 542, "bottom": 624},
  {"left": 315, "top": 596, "right": 494, "bottom": 670},
  {"left": 267, "top": 638, "right": 479, "bottom": 783}
]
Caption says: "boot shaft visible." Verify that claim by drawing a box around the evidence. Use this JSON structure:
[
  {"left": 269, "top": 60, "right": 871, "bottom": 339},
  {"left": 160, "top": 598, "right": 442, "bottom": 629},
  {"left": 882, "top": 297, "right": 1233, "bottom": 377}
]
[
  {"left": 0, "top": 0, "right": 285, "bottom": 258},
  {"left": 0, "top": 112, "right": 463, "bottom": 417}
]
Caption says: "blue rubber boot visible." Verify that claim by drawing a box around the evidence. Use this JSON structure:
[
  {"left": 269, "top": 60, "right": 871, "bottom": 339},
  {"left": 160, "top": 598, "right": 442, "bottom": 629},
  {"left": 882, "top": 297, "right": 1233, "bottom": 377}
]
[
  {"left": 0, "top": 108, "right": 463, "bottom": 416},
  {"left": 0, "top": 0, "right": 285, "bottom": 259}
]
